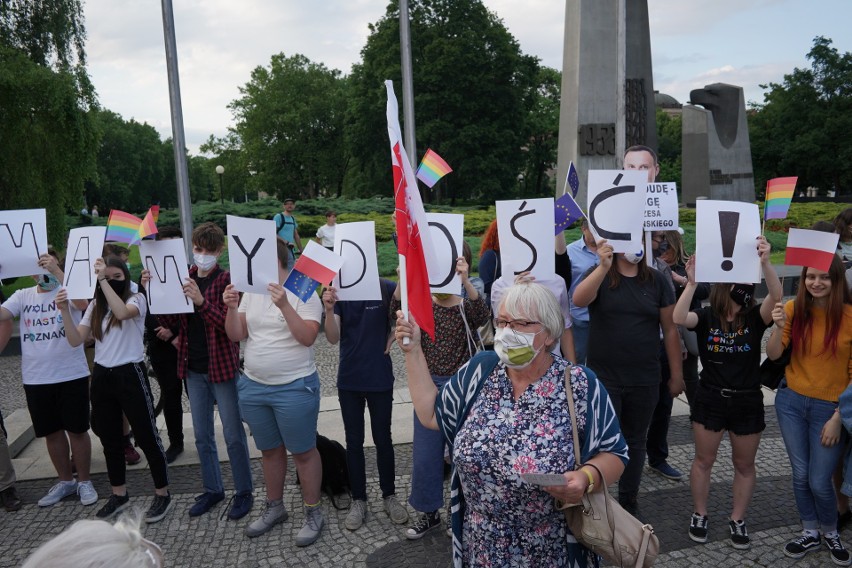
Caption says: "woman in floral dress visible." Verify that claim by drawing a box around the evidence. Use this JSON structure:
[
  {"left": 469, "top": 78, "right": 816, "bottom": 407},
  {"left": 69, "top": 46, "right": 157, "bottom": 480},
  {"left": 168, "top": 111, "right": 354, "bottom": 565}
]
[{"left": 395, "top": 282, "right": 628, "bottom": 567}]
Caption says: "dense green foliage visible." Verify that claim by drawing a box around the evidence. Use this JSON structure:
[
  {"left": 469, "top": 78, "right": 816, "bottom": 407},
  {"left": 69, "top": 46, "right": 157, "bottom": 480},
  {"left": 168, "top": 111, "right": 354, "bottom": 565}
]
[{"left": 749, "top": 37, "right": 852, "bottom": 197}]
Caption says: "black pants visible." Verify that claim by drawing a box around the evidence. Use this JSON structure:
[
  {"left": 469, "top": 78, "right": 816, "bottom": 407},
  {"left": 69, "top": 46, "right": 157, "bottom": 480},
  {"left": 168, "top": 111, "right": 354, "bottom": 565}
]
[
  {"left": 337, "top": 389, "right": 397, "bottom": 501},
  {"left": 148, "top": 340, "right": 184, "bottom": 447},
  {"left": 646, "top": 349, "right": 673, "bottom": 467},
  {"left": 91, "top": 362, "right": 169, "bottom": 489}
]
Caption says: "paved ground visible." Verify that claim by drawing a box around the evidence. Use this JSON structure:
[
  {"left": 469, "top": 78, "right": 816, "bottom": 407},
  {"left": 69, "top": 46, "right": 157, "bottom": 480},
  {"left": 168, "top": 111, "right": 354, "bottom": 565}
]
[{"left": 0, "top": 331, "right": 848, "bottom": 567}]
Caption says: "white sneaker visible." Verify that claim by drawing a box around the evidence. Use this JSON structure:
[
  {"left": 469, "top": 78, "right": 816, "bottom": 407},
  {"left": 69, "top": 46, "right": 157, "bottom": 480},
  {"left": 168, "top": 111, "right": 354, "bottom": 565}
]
[
  {"left": 77, "top": 480, "right": 98, "bottom": 506},
  {"left": 39, "top": 480, "right": 78, "bottom": 507},
  {"left": 295, "top": 505, "right": 324, "bottom": 546},
  {"left": 345, "top": 499, "right": 368, "bottom": 530}
]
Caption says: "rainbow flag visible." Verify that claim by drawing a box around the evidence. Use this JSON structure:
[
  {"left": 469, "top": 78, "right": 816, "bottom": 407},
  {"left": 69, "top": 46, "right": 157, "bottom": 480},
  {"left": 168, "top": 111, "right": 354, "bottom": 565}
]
[
  {"left": 105, "top": 206, "right": 159, "bottom": 244},
  {"left": 764, "top": 176, "right": 797, "bottom": 220},
  {"left": 415, "top": 149, "right": 453, "bottom": 188}
]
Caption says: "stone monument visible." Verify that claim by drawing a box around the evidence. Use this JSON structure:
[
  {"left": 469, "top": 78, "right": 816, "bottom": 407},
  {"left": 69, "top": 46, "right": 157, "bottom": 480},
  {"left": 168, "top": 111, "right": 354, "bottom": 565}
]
[
  {"left": 555, "top": 0, "right": 657, "bottom": 205},
  {"left": 681, "top": 83, "right": 755, "bottom": 205}
]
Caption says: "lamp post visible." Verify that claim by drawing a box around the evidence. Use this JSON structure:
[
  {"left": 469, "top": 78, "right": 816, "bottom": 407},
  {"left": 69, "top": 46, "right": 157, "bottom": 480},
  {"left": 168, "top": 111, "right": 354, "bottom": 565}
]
[{"left": 215, "top": 164, "right": 224, "bottom": 204}]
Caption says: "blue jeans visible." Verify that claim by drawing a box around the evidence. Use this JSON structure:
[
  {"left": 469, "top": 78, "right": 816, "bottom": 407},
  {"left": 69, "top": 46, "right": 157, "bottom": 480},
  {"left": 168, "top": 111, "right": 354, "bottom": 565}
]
[
  {"left": 338, "top": 389, "right": 397, "bottom": 501},
  {"left": 186, "top": 371, "right": 253, "bottom": 495},
  {"left": 775, "top": 386, "right": 844, "bottom": 534},
  {"left": 571, "top": 319, "right": 590, "bottom": 365},
  {"left": 409, "top": 375, "right": 449, "bottom": 513}
]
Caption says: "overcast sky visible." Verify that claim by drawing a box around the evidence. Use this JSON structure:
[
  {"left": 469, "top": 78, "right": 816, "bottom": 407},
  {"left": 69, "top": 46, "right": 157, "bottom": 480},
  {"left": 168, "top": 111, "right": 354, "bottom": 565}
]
[{"left": 83, "top": 0, "right": 851, "bottom": 155}]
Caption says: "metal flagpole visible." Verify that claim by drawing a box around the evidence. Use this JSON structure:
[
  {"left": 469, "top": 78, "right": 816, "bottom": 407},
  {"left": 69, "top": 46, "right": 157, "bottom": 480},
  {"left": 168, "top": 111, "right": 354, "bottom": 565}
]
[
  {"left": 399, "top": 0, "right": 418, "bottom": 187},
  {"left": 161, "top": 0, "right": 194, "bottom": 260}
]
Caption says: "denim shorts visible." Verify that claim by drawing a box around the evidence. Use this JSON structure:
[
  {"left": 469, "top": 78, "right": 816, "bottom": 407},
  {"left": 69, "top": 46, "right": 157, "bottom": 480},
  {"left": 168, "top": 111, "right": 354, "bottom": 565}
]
[
  {"left": 690, "top": 381, "right": 766, "bottom": 436},
  {"left": 237, "top": 371, "right": 320, "bottom": 454}
]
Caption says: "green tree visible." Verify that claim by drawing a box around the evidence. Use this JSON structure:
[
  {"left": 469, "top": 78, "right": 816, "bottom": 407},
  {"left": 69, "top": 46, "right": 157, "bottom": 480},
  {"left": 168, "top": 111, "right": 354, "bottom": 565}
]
[
  {"left": 87, "top": 110, "right": 165, "bottom": 213},
  {"left": 227, "top": 53, "right": 348, "bottom": 201},
  {"left": 0, "top": 0, "right": 99, "bottom": 245},
  {"left": 749, "top": 36, "right": 852, "bottom": 197},
  {"left": 656, "top": 109, "right": 682, "bottom": 188},
  {"left": 519, "top": 66, "right": 561, "bottom": 197},
  {"left": 346, "top": 0, "right": 539, "bottom": 203}
]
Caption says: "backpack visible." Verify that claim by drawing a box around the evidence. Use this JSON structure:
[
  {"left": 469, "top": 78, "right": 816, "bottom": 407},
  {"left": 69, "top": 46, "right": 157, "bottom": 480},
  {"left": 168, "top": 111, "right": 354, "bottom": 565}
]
[
  {"left": 298, "top": 433, "right": 351, "bottom": 509},
  {"left": 274, "top": 213, "right": 295, "bottom": 235}
]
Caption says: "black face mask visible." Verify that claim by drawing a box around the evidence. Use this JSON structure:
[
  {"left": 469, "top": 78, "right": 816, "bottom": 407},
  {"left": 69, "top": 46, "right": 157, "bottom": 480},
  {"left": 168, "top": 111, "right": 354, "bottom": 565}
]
[
  {"left": 729, "top": 284, "right": 754, "bottom": 307},
  {"left": 653, "top": 240, "right": 669, "bottom": 258},
  {"left": 107, "top": 279, "right": 127, "bottom": 296}
]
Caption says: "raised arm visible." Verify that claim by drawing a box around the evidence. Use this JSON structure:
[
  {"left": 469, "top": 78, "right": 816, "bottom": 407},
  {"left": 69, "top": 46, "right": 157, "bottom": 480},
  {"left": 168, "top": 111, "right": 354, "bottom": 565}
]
[
  {"left": 322, "top": 287, "right": 341, "bottom": 345},
  {"left": 672, "top": 256, "right": 699, "bottom": 328},
  {"left": 223, "top": 284, "right": 248, "bottom": 342},
  {"left": 395, "top": 311, "right": 439, "bottom": 430},
  {"left": 56, "top": 288, "right": 91, "bottom": 347},
  {"left": 572, "top": 239, "right": 612, "bottom": 308},
  {"left": 95, "top": 259, "right": 139, "bottom": 321},
  {"left": 757, "top": 236, "right": 783, "bottom": 325},
  {"left": 269, "top": 283, "right": 319, "bottom": 346}
]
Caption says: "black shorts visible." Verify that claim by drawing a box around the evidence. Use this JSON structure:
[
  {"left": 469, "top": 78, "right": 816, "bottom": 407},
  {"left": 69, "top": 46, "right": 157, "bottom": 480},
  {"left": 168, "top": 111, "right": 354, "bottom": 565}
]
[
  {"left": 24, "top": 376, "right": 91, "bottom": 437},
  {"left": 690, "top": 381, "right": 765, "bottom": 436}
]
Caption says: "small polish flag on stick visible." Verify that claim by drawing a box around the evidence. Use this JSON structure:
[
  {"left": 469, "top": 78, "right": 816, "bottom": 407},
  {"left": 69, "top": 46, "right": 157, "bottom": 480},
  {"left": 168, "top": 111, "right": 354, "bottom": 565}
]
[
  {"left": 283, "top": 241, "right": 343, "bottom": 302},
  {"left": 784, "top": 228, "right": 840, "bottom": 273}
]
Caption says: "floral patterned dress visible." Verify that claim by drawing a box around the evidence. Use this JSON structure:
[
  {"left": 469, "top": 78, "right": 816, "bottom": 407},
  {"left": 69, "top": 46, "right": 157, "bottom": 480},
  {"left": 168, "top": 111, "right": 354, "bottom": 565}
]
[{"left": 448, "top": 356, "right": 627, "bottom": 567}]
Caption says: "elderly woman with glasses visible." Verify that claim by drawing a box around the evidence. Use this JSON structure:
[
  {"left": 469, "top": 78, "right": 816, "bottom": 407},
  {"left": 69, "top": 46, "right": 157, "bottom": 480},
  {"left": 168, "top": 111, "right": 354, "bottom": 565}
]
[{"left": 395, "top": 281, "right": 628, "bottom": 568}]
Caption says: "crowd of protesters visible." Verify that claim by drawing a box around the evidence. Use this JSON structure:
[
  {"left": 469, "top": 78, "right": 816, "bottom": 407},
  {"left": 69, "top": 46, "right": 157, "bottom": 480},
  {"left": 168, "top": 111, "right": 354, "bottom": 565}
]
[{"left": 2, "top": 187, "right": 852, "bottom": 567}]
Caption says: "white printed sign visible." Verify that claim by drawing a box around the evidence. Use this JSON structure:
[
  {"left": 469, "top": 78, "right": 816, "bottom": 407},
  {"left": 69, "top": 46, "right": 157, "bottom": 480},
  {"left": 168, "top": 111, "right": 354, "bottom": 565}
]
[
  {"left": 425, "top": 213, "right": 464, "bottom": 295},
  {"left": 0, "top": 209, "right": 49, "bottom": 279},
  {"left": 496, "top": 198, "right": 555, "bottom": 281},
  {"left": 586, "top": 171, "right": 646, "bottom": 253},
  {"left": 332, "top": 222, "right": 381, "bottom": 301},
  {"left": 644, "top": 182, "right": 679, "bottom": 231},
  {"left": 695, "top": 200, "right": 761, "bottom": 284},
  {"left": 226, "top": 215, "right": 280, "bottom": 295},
  {"left": 140, "top": 239, "right": 194, "bottom": 314},
  {"left": 63, "top": 227, "right": 107, "bottom": 300}
]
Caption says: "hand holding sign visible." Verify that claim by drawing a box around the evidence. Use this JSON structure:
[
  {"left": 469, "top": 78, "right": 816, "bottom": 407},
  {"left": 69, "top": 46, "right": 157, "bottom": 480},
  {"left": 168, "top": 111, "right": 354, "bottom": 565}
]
[
  {"left": 0, "top": 208, "right": 48, "bottom": 279},
  {"left": 226, "top": 215, "right": 279, "bottom": 295},
  {"left": 695, "top": 200, "right": 761, "bottom": 283},
  {"left": 496, "top": 198, "right": 555, "bottom": 281},
  {"left": 587, "top": 171, "right": 646, "bottom": 253},
  {"left": 64, "top": 227, "right": 107, "bottom": 299},
  {"left": 139, "top": 239, "right": 193, "bottom": 315}
]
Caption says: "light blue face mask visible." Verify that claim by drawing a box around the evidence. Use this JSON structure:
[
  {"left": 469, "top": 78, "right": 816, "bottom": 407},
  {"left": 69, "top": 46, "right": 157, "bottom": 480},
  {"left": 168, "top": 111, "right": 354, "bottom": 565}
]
[{"left": 37, "top": 274, "right": 61, "bottom": 291}]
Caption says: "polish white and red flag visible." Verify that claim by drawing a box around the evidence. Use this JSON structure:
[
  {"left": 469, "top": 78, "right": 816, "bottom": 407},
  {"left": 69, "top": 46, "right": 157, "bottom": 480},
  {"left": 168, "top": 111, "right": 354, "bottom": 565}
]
[
  {"left": 386, "top": 80, "right": 436, "bottom": 339},
  {"left": 784, "top": 228, "right": 840, "bottom": 272}
]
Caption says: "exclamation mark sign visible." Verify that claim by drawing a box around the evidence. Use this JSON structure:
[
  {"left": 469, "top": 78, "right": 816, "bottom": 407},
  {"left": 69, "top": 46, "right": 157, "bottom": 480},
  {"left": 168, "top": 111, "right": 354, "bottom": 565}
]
[{"left": 718, "top": 211, "right": 740, "bottom": 271}]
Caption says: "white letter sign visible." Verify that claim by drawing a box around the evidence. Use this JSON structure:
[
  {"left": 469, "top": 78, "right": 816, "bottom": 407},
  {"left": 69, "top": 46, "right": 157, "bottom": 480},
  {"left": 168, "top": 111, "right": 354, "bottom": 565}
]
[
  {"left": 425, "top": 213, "right": 464, "bottom": 295},
  {"left": 226, "top": 215, "right": 279, "bottom": 295},
  {"left": 496, "top": 198, "right": 555, "bottom": 281},
  {"left": 63, "top": 227, "right": 107, "bottom": 300},
  {"left": 0, "top": 208, "right": 48, "bottom": 279},
  {"left": 587, "top": 170, "right": 646, "bottom": 253},
  {"left": 695, "top": 200, "right": 761, "bottom": 284},
  {"left": 140, "top": 239, "right": 194, "bottom": 314},
  {"left": 332, "top": 221, "right": 381, "bottom": 301}
]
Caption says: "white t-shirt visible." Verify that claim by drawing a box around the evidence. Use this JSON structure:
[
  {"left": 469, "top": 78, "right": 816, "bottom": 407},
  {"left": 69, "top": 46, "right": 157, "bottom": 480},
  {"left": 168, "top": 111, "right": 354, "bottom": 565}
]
[
  {"left": 2, "top": 287, "right": 90, "bottom": 385},
  {"left": 80, "top": 293, "right": 147, "bottom": 367},
  {"left": 239, "top": 289, "right": 322, "bottom": 385},
  {"left": 316, "top": 224, "right": 336, "bottom": 248}
]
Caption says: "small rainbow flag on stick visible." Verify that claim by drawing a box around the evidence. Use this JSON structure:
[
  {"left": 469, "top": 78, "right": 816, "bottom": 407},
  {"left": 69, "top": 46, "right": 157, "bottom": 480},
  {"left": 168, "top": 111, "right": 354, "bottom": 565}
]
[
  {"left": 764, "top": 176, "right": 797, "bottom": 220},
  {"left": 105, "top": 206, "right": 160, "bottom": 245},
  {"left": 415, "top": 149, "right": 453, "bottom": 188}
]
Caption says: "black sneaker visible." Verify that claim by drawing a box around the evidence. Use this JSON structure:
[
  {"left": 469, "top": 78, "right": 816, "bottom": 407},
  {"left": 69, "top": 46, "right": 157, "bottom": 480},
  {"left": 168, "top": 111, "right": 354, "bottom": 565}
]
[
  {"left": 146, "top": 493, "right": 173, "bottom": 524},
  {"left": 729, "top": 519, "right": 750, "bottom": 549},
  {"left": 824, "top": 532, "right": 852, "bottom": 566},
  {"left": 96, "top": 493, "right": 130, "bottom": 519},
  {"left": 689, "top": 513, "right": 708, "bottom": 543},
  {"left": 784, "top": 532, "right": 821, "bottom": 558},
  {"left": 405, "top": 511, "right": 440, "bottom": 540},
  {"left": 164, "top": 444, "right": 184, "bottom": 464}
]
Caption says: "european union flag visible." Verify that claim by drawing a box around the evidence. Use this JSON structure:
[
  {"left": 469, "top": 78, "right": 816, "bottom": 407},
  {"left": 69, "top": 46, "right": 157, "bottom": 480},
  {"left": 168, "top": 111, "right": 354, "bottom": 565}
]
[
  {"left": 566, "top": 161, "right": 580, "bottom": 198},
  {"left": 554, "top": 192, "right": 585, "bottom": 235},
  {"left": 283, "top": 270, "right": 318, "bottom": 302}
]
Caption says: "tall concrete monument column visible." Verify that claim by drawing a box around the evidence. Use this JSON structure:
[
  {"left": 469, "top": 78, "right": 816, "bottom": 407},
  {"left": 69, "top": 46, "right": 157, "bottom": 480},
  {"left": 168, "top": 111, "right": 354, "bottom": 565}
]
[{"left": 556, "top": 0, "right": 657, "bottom": 205}]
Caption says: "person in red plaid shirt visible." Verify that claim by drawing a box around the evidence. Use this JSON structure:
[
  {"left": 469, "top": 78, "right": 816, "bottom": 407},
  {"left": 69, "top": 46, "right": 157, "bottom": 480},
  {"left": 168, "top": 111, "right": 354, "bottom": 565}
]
[{"left": 152, "top": 222, "right": 254, "bottom": 521}]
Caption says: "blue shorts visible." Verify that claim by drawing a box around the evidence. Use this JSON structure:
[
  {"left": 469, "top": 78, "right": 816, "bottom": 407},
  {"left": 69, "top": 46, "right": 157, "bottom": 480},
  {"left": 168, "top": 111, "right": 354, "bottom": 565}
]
[{"left": 237, "top": 371, "right": 320, "bottom": 454}]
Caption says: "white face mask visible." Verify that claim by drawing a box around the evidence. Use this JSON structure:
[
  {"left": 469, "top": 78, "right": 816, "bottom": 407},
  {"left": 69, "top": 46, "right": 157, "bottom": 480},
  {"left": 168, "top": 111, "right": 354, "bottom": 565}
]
[
  {"left": 193, "top": 253, "right": 217, "bottom": 271},
  {"left": 493, "top": 326, "right": 543, "bottom": 369},
  {"left": 623, "top": 250, "right": 645, "bottom": 264}
]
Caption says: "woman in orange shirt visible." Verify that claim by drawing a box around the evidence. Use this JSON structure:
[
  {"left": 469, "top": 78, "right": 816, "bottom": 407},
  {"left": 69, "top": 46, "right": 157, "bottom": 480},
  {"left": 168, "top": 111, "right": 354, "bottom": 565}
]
[{"left": 767, "top": 254, "right": 852, "bottom": 566}]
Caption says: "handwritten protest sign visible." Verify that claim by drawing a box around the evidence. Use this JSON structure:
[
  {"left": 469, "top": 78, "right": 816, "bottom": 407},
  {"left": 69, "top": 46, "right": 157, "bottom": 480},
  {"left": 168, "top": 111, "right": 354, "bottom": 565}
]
[
  {"left": 496, "top": 198, "right": 555, "bottom": 281},
  {"left": 63, "top": 227, "right": 106, "bottom": 300},
  {"left": 0, "top": 209, "right": 48, "bottom": 279},
  {"left": 425, "top": 213, "right": 464, "bottom": 295},
  {"left": 695, "top": 200, "right": 761, "bottom": 283},
  {"left": 586, "top": 171, "right": 646, "bottom": 253},
  {"left": 332, "top": 222, "right": 381, "bottom": 301},
  {"left": 140, "top": 239, "right": 194, "bottom": 314},
  {"left": 226, "top": 215, "right": 279, "bottom": 295},
  {"left": 644, "top": 182, "right": 679, "bottom": 231}
]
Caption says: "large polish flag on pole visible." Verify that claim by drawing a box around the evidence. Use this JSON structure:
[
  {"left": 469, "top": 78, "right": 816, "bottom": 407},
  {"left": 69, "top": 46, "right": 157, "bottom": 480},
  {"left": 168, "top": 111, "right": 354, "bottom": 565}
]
[{"left": 386, "top": 80, "right": 436, "bottom": 339}]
